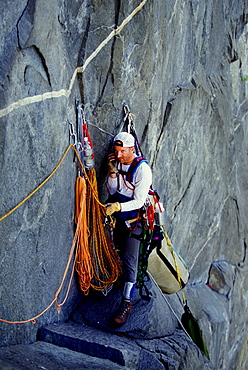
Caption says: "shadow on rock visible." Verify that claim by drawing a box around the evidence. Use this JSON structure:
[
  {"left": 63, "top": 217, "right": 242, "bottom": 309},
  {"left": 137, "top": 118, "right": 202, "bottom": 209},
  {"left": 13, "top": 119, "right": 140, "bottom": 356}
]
[{"left": 70, "top": 278, "right": 178, "bottom": 339}]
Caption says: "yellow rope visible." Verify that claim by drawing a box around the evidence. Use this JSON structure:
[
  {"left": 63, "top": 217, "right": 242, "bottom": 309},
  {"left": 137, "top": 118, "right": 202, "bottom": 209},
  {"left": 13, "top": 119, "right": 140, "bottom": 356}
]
[
  {"left": 0, "top": 144, "right": 106, "bottom": 223},
  {"left": 0, "top": 0, "right": 149, "bottom": 324},
  {"left": 0, "top": 218, "right": 78, "bottom": 323},
  {"left": 0, "top": 144, "right": 73, "bottom": 222},
  {"left": 162, "top": 226, "right": 183, "bottom": 289},
  {"left": 0, "top": 143, "right": 115, "bottom": 323},
  {"left": 162, "top": 226, "right": 187, "bottom": 304}
]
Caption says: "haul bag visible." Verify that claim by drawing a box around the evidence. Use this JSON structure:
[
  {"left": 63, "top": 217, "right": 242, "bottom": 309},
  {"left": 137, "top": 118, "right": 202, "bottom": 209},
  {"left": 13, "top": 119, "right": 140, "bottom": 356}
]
[{"left": 147, "top": 237, "right": 189, "bottom": 294}]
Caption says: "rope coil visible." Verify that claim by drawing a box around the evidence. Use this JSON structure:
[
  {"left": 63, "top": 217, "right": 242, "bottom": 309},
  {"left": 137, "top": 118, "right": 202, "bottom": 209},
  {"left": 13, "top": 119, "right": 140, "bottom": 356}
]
[
  {"left": 0, "top": 0, "right": 149, "bottom": 325},
  {"left": 0, "top": 144, "right": 117, "bottom": 324}
]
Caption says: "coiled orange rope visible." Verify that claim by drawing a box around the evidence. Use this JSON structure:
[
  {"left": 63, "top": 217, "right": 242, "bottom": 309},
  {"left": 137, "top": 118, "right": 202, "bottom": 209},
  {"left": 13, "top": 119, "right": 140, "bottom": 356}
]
[
  {"left": 86, "top": 168, "right": 121, "bottom": 291},
  {"left": 0, "top": 144, "right": 120, "bottom": 324},
  {"left": 74, "top": 175, "right": 93, "bottom": 294}
]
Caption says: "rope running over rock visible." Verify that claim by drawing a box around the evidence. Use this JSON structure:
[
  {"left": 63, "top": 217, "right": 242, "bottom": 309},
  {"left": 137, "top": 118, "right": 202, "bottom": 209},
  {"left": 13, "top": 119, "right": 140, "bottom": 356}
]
[
  {"left": 0, "top": 0, "right": 149, "bottom": 325},
  {"left": 0, "top": 0, "right": 148, "bottom": 119},
  {"left": 0, "top": 144, "right": 113, "bottom": 324}
]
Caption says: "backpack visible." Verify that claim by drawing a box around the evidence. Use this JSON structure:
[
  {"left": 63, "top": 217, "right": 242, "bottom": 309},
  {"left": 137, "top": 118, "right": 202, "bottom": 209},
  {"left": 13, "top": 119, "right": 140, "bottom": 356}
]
[
  {"left": 118, "top": 156, "right": 148, "bottom": 183},
  {"left": 108, "top": 156, "right": 149, "bottom": 222}
]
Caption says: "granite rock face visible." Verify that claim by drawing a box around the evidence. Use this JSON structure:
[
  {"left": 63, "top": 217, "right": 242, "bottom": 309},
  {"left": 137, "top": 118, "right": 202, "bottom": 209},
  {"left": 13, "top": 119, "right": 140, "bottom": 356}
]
[
  {"left": 0, "top": 0, "right": 247, "bottom": 369},
  {"left": 70, "top": 279, "right": 178, "bottom": 339}
]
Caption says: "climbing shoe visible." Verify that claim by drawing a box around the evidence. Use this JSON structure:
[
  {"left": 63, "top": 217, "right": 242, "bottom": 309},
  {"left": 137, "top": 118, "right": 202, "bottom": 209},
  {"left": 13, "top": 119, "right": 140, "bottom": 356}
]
[{"left": 112, "top": 301, "right": 132, "bottom": 325}]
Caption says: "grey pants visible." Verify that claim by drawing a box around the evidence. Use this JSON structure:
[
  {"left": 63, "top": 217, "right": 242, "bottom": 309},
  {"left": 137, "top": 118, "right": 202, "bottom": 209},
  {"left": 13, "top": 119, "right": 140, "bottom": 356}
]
[{"left": 113, "top": 219, "right": 142, "bottom": 283}]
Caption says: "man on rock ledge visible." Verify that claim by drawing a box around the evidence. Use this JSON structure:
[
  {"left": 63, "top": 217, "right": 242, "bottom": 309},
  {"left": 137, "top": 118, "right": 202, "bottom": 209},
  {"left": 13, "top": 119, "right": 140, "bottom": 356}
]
[{"left": 105, "top": 132, "right": 152, "bottom": 325}]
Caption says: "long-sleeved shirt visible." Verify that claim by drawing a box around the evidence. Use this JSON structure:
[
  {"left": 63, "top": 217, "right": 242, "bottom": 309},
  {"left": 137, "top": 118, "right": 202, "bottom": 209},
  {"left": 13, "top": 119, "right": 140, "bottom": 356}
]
[{"left": 106, "top": 158, "right": 152, "bottom": 212}]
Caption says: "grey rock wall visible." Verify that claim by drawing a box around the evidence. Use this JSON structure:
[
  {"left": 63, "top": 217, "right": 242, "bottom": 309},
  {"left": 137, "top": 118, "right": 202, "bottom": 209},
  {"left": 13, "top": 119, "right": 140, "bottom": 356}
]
[{"left": 0, "top": 0, "right": 247, "bottom": 368}]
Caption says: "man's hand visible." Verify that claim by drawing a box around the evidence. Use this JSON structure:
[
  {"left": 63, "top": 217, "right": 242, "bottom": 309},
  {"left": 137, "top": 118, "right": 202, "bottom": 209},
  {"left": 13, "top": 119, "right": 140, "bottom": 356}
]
[
  {"left": 105, "top": 202, "right": 121, "bottom": 216},
  {"left": 108, "top": 153, "right": 118, "bottom": 174}
]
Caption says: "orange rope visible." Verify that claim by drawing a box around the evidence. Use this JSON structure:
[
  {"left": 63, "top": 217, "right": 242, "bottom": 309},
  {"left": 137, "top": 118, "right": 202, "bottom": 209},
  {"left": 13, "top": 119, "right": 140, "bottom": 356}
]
[
  {"left": 0, "top": 145, "right": 77, "bottom": 324},
  {"left": 0, "top": 145, "right": 119, "bottom": 324},
  {"left": 86, "top": 168, "right": 121, "bottom": 291},
  {"left": 74, "top": 176, "right": 93, "bottom": 294},
  {"left": 0, "top": 228, "right": 77, "bottom": 324},
  {"left": 0, "top": 144, "right": 105, "bottom": 223}
]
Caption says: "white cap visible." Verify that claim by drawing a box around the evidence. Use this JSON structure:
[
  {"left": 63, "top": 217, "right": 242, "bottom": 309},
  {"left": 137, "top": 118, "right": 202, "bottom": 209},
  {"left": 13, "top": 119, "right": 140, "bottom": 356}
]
[{"left": 114, "top": 132, "right": 135, "bottom": 147}]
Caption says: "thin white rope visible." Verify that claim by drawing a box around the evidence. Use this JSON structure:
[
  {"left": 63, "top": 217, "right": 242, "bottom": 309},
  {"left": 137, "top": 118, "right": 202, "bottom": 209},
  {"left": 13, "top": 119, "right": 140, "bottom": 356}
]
[
  {"left": 0, "top": 0, "right": 148, "bottom": 119},
  {"left": 147, "top": 272, "right": 194, "bottom": 342}
]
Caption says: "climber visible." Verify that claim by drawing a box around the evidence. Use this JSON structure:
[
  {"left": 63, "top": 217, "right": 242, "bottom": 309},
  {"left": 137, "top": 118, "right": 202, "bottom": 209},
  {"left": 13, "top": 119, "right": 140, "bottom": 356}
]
[{"left": 105, "top": 132, "right": 152, "bottom": 325}]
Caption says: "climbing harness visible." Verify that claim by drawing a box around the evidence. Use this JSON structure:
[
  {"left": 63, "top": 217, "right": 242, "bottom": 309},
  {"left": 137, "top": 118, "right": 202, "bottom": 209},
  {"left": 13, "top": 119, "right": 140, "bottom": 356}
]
[
  {"left": 136, "top": 192, "right": 163, "bottom": 294},
  {"left": 109, "top": 105, "right": 165, "bottom": 294}
]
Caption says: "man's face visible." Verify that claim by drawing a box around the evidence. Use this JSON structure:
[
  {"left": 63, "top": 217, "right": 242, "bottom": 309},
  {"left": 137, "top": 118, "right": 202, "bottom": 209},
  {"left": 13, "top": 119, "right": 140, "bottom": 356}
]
[{"left": 114, "top": 145, "right": 135, "bottom": 165}]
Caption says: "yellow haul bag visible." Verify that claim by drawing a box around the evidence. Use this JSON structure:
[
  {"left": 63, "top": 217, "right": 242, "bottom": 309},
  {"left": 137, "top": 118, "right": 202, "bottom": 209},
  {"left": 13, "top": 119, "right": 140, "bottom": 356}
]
[{"left": 147, "top": 231, "right": 189, "bottom": 294}]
